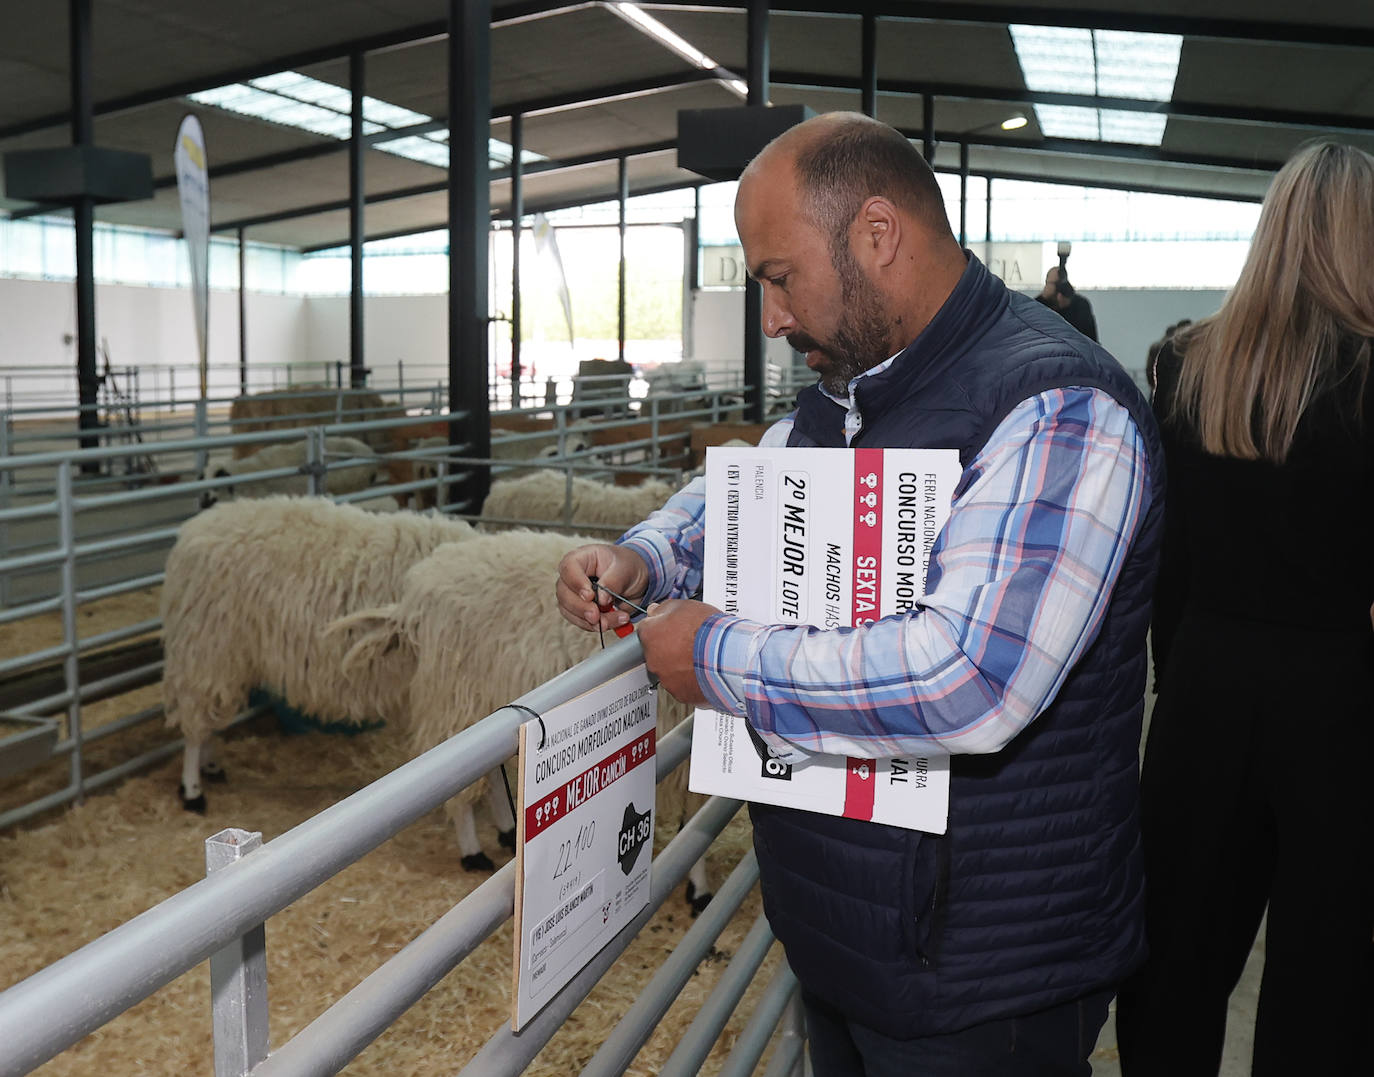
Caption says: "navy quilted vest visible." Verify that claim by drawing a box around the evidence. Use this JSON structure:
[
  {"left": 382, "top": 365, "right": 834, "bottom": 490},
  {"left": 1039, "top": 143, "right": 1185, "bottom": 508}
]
[{"left": 751, "top": 254, "right": 1165, "bottom": 1038}]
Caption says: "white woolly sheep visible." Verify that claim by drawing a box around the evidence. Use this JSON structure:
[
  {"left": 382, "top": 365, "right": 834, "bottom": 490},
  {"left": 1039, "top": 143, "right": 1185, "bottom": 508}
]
[
  {"left": 207, "top": 435, "right": 379, "bottom": 501},
  {"left": 338, "top": 529, "right": 714, "bottom": 910},
  {"left": 159, "top": 496, "right": 503, "bottom": 857},
  {"left": 479, "top": 470, "right": 681, "bottom": 534}
]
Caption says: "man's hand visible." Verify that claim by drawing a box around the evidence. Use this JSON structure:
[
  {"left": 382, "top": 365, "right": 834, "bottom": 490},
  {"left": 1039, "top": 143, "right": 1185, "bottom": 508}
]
[
  {"left": 636, "top": 599, "right": 721, "bottom": 705},
  {"left": 556, "top": 543, "right": 651, "bottom": 632}
]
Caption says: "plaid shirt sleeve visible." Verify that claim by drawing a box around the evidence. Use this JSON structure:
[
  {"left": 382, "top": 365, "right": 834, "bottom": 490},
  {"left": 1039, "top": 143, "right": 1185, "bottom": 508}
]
[
  {"left": 617, "top": 415, "right": 795, "bottom": 602},
  {"left": 693, "top": 387, "right": 1150, "bottom": 760}
]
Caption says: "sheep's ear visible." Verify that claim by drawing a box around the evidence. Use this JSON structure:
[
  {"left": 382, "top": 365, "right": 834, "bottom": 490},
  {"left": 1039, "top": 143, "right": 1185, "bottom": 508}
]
[{"left": 213, "top": 467, "right": 229, "bottom": 478}]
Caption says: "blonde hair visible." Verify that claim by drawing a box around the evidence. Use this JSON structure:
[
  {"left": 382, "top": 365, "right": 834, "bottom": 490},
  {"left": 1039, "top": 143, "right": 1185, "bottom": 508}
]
[{"left": 1170, "top": 141, "right": 1374, "bottom": 462}]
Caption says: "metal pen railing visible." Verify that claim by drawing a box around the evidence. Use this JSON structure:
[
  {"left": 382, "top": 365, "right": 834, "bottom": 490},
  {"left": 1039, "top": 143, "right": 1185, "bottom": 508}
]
[{"left": 0, "top": 634, "right": 803, "bottom": 1077}]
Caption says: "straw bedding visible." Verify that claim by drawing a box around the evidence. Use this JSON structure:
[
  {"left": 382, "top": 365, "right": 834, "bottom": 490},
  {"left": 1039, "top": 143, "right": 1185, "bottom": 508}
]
[{"left": 0, "top": 720, "right": 783, "bottom": 1076}]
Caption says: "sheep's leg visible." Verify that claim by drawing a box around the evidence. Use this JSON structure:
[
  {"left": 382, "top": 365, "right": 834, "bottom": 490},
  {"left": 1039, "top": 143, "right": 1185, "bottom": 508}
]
[
  {"left": 486, "top": 767, "right": 517, "bottom": 851},
  {"left": 684, "top": 855, "right": 713, "bottom": 915},
  {"left": 200, "top": 735, "right": 227, "bottom": 783},
  {"left": 180, "top": 738, "right": 208, "bottom": 813},
  {"left": 455, "top": 803, "right": 496, "bottom": 872}
]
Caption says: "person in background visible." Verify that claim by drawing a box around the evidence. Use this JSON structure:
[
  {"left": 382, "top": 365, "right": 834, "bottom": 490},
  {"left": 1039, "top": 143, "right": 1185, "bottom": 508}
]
[
  {"left": 1146, "top": 318, "right": 1192, "bottom": 392},
  {"left": 1115, "top": 141, "right": 1374, "bottom": 1075},
  {"left": 1037, "top": 265, "right": 1099, "bottom": 341},
  {"left": 557, "top": 111, "right": 1163, "bottom": 1075}
]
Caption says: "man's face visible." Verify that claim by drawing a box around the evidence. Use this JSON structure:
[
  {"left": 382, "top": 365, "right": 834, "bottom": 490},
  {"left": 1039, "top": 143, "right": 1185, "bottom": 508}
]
[{"left": 735, "top": 163, "right": 893, "bottom": 396}]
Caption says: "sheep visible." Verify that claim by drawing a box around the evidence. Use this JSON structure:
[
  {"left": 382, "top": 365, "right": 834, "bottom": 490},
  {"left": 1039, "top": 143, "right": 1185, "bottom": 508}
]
[
  {"left": 228, "top": 386, "right": 403, "bottom": 457},
  {"left": 338, "top": 530, "right": 715, "bottom": 910},
  {"left": 205, "top": 435, "right": 379, "bottom": 502},
  {"left": 159, "top": 496, "right": 489, "bottom": 830},
  {"left": 479, "top": 470, "right": 681, "bottom": 535}
]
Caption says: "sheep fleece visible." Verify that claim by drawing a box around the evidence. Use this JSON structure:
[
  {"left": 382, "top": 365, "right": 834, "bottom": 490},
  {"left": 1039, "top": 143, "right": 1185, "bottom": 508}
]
[
  {"left": 347, "top": 530, "right": 700, "bottom": 823},
  {"left": 161, "top": 496, "right": 474, "bottom": 744}
]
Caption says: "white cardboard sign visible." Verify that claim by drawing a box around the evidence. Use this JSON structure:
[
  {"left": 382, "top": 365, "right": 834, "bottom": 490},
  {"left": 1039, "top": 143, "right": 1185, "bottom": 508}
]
[
  {"left": 512, "top": 665, "right": 657, "bottom": 1029},
  {"left": 689, "top": 446, "right": 961, "bottom": 834}
]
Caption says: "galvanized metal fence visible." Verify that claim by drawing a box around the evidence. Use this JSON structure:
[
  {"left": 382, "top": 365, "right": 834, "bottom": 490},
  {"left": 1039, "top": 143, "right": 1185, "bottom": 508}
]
[{"left": 0, "top": 635, "right": 804, "bottom": 1077}]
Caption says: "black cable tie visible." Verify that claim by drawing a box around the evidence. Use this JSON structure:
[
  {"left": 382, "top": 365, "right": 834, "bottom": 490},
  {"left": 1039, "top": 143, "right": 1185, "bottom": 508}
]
[{"left": 505, "top": 703, "right": 545, "bottom": 749}]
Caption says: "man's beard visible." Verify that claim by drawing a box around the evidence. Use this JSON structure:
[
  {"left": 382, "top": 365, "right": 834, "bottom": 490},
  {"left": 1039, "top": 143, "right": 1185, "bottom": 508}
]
[{"left": 788, "top": 250, "right": 892, "bottom": 396}]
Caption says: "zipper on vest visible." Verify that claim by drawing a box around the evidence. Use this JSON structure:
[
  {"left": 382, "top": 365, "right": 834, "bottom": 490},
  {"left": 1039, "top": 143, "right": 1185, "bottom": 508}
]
[{"left": 915, "top": 833, "right": 951, "bottom": 967}]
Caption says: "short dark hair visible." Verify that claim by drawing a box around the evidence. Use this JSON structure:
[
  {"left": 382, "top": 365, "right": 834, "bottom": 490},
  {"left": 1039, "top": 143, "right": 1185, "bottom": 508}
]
[{"left": 791, "top": 116, "right": 951, "bottom": 263}]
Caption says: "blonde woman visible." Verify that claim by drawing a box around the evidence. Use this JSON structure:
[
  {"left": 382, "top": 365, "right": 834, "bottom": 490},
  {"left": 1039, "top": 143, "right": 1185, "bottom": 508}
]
[{"left": 1116, "top": 141, "right": 1374, "bottom": 1075}]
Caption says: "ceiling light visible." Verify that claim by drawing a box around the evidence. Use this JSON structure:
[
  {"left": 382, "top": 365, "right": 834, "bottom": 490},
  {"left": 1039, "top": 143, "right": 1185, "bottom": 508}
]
[
  {"left": 609, "top": 3, "right": 717, "bottom": 71},
  {"left": 1000, "top": 115, "right": 1028, "bottom": 131}
]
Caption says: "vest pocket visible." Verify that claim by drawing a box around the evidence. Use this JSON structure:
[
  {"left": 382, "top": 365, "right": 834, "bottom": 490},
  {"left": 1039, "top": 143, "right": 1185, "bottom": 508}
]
[{"left": 910, "top": 832, "right": 950, "bottom": 967}]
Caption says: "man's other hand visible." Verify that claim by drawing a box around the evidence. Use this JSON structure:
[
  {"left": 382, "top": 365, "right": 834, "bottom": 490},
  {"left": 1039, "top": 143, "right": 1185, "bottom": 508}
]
[
  {"left": 637, "top": 599, "right": 721, "bottom": 705},
  {"left": 556, "top": 543, "right": 651, "bottom": 632}
]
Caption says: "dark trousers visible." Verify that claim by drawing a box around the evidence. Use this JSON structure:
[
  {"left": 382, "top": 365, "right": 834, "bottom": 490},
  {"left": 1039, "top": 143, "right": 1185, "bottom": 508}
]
[
  {"left": 802, "top": 988, "right": 1112, "bottom": 1077},
  {"left": 1116, "top": 612, "right": 1374, "bottom": 1075}
]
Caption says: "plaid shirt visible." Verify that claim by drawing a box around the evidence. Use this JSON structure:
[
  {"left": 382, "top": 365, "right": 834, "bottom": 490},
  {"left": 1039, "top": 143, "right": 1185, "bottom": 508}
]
[{"left": 620, "top": 386, "right": 1149, "bottom": 762}]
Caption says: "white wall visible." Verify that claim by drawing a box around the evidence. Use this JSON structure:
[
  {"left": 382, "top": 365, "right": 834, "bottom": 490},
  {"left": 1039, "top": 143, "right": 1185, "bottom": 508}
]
[
  {"left": 1073, "top": 289, "right": 1225, "bottom": 382},
  {"left": 302, "top": 294, "right": 448, "bottom": 391},
  {"left": 689, "top": 289, "right": 801, "bottom": 372},
  {"left": 0, "top": 276, "right": 307, "bottom": 406}
]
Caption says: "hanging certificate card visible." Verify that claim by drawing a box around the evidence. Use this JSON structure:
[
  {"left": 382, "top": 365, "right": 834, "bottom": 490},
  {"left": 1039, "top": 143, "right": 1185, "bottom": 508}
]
[
  {"left": 512, "top": 664, "right": 657, "bottom": 1029},
  {"left": 688, "top": 446, "right": 961, "bottom": 834}
]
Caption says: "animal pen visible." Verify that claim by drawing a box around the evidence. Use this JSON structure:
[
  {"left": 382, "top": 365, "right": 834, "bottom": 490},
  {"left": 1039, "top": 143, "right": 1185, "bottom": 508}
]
[{"left": 0, "top": 375, "right": 804, "bottom": 1075}]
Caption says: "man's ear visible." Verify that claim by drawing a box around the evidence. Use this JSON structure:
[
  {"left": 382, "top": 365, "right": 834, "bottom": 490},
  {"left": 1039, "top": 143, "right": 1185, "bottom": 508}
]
[{"left": 855, "top": 196, "right": 901, "bottom": 269}]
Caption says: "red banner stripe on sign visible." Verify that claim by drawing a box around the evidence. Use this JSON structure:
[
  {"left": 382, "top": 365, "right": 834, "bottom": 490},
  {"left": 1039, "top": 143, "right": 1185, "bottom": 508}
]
[
  {"left": 842, "top": 757, "right": 877, "bottom": 820},
  {"left": 852, "top": 447, "right": 884, "bottom": 629},
  {"left": 524, "top": 731, "right": 656, "bottom": 840}
]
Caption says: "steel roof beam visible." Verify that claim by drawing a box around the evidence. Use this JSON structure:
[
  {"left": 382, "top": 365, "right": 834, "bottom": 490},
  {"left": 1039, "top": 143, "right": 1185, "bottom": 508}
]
[
  {"left": 0, "top": 1, "right": 584, "bottom": 142},
  {"left": 649, "top": 0, "right": 1374, "bottom": 49},
  {"left": 772, "top": 71, "right": 1374, "bottom": 137},
  {"left": 207, "top": 138, "right": 677, "bottom": 233}
]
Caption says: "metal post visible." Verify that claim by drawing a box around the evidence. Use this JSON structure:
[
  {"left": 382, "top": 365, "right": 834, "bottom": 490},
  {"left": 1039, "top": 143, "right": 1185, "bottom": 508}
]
[
  {"left": 71, "top": 0, "right": 100, "bottom": 468},
  {"left": 922, "top": 93, "right": 936, "bottom": 164},
  {"left": 747, "top": 0, "right": 769, "bottom": 107},
  {"left": 509, "top": 112, "right": 524, "bottom": 407},
  {"left": 349, "top": 49, "right": 367, "bottom": 390},
  {"left": 744, "top": 0, "right": 769, "bottom": 424},
  {"left": 959, "top": 140, "right": 969, "bottom": 249},
  {"left": 206, "top": 829, "right": 269, "bottom": 1077},
  {"left": 0, "top": 413, "right": 11, "bottom": 607},
  {"left": 861, "top": 12, "right": 877, "bottom": 118},
  {"left": 238, "top": 227, "right": 248, "bottom": 395},
  {"left": 194, "top": 398, "right": 208, "bottom": 479},
  {"left": 986, "top": 176, "right": 994, "bottom": 263},
  {"left": 307, "top": 426, "right": 326, "bottom": 497},
  {"left": 617, "top": 155, "right": 628, "bottom": 364},
  {"left": 448, "top": 0, "right": 492, "bottom": 509},
  {"left": 57, "top": 462, "right": 84, "bottom": 803}
]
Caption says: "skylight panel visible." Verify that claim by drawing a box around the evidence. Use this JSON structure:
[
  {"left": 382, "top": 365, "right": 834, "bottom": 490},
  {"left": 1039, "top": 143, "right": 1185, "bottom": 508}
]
[
  {"left": 190, "top": 71, "right": 549, "bottom": 170},
  {"left": 1009, "top": 24, "right": 1181, "bottom": 147},
  {"left": 363, "top": 98, "right": 428, "bottom": 128},
  {"left": 1099, "top": 111, "right": 1169, "bottom": 144},
  {"left": 1009, "top": 26, "right": 1096, "bottom": 95},
  {"left": 375, "top": 135, "right": 451, "bottom": 168},
  {"left": 1034, "top": 105, "right": 1101, "bottom": 141},
  {"left": 1094, "top": 31, "right": 1182, "bottom": 101}
]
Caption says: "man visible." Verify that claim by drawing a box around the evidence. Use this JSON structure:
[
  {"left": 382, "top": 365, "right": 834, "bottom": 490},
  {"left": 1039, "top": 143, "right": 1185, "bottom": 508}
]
[
  {"left": 1037, "top": 265, "right": 1099, "bottom": 341},
  {"left": 556, "top": 112, "right": 1163, "bottom": 1075}
]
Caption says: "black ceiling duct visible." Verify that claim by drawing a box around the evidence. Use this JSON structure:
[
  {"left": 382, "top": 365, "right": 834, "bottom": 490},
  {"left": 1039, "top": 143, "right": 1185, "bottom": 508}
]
[{"left": 677, "top": 104, "right": 816, "bottom": 182}]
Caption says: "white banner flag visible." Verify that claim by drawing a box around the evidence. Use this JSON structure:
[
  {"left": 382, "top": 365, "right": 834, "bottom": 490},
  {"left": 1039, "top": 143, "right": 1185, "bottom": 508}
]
[
  {"left": 174, "top": 114, "right": 210, "bottom": 398},
  {"left": 532, "top": 212, "right": 574, "bottom": 345}
]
